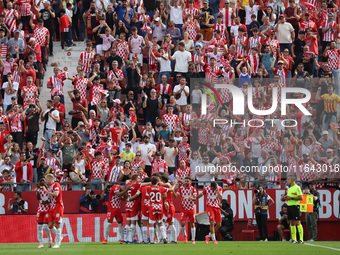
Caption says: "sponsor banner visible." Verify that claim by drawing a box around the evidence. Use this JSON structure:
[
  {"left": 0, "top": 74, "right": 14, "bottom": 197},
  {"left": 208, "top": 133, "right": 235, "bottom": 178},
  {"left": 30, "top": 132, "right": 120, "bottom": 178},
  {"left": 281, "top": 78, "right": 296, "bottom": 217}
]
[{"left": 1, "top": 189, "right": 340, "bottom": 220}]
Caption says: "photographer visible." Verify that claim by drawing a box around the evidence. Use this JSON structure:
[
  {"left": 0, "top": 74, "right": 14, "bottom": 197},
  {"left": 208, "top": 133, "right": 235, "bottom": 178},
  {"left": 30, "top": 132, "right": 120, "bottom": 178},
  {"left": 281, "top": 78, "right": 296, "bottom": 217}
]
[
  {"left": 79, "top": 188, "right": 99, "bottom": 213},
  {"left": 304, "top": 181, "right": 320, "bottom": 241},
  {"left": 253, "top": 185, "right": 274, "bottom": 241},
  {"left": 100, "top": 183, "right": 111, "bottom": 213},
  {"left": 277, "top": 203, "right": 289, "bottom": 241},
  {"left": 219, "top": 199, "right": 234, "bottom": 241},
  {"left": 7, "top": 191, "right": 28, "bottom": 214}
]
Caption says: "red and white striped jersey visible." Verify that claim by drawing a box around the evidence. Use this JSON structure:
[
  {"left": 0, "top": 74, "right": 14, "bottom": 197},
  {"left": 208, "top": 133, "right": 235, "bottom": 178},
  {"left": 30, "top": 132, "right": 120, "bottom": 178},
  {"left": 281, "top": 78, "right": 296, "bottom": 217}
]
[
  {"left": 177, "top": 142, "right": 190, "bottom": 162},
  {"left": 253, "top": 86, "right": 265, "bottom": 99},
  {"left": 232, "top": 36, "right": 248, "bottom": 56},
  {"left": 213, "top": 24, "right": 227, "bottom": 39},
  {"left": 47, "top": 182, "right": 64, "bottom": 209},
  {"left": 151, "top": 159, "right": 168, "bottom": 175},
  {"left": 59, "top": 176, "right": 71, "bottom": 191},
  {"left": 219, "top": 8, "right": 235, "bottom": 27},
  {"left": 266, "top": 165, "right": 281, "bottom": 185},
  {"left": 297, "top": 160, "right": 315, "bottom": 181},
  {"left": 326, "top": 49, "right": 340, "bottom": 70},
  {"left": 37, "top": 188, "right": 50, "bottom": 213},
  {"left": 163, "top": 113, "right": 180, "bottom": 131},
  {"left": 248, "top": 36, "right": 262, "bottom": 54},
  {"left": 79, "top": 51, "right": 94, "bottom": 73},
  {"left": 12, "top": 70, "right": 21, "bottom": 84},
  {"left": 299, "top": 19, "right": 317, "bottom": 32},
  {"left": 149, "top": 50, "right": 158, "bottom": 66},
  {"left": 268, "top": 82, "right": 286, "bottom": 104},
  {"left": 107, "top": 164, "right": 122, "bottom": 183},
  {"left": 17, "top": 0, "right": 32, "bottom": 16},
  {"left": 185, "top": 21, "right": 198, "bottom": 40},
  {"left": 182, "top": 112, "right": 195, "bottom": 123},
  {"left": 48, "top": 72, "right": 67, "bottom": 96},
  {"left": 73, "top": 77, "right": 88, "bottom": 99},
  {"left": 278, "top": 144, "right": 288, "bottom": 163},
  {"left": 0, "top": 42, "right": 7, "bottom": 57},
  {"left": 107, "top": 69, "right": 124, "bottom": 88},
  {"left": 46, "top": 157, "right": 58, "bottom": 168},
  {"left": 274, "top": 69, "right": 288, "bottom": 87},
  {"left": 233, "top": 134, "right": 245, "bottom": 150},
  {"left": 22, "top": 85, "right": 37, "bottom": 108},
  {"left": 3, "top": 9, "right": 19, "bottom": 32},
  {"left": 202, "top": 185, "right": 223, "bottom": 208},
  {"left": 157, "top": 83, "right": 172, "bottom": 96},
  {"left": 246, "top": 53, "right": 260, "bottom": 74},
  {"left": 91, "top": 160, "right": 107, "bottom": 179},
  {"left": 116, "top": 41, "right": 129, "bottom": 60},
  {"left": 89, "top": 83, "right": 103, "bottom": 105},
  {"left": 184, "top": 7, "right": 199, "bottom": 17},
  {"left": 33, "top": 26, "right": 50, "bottom": 47},
  {"left": 192, "top": 53, "right": 206, "bottom": 72},
  {"left": 177, "top": 185, "right": 197, "bottom": 211},
  {"left": 321, "top": 20, "right": 337, "bottom": 41},
  {"left": 205, "top": 64, "right": 223, "bottom": 85},
  {"left": 176, "top": 166, "right": 193, "bottom": 181}
]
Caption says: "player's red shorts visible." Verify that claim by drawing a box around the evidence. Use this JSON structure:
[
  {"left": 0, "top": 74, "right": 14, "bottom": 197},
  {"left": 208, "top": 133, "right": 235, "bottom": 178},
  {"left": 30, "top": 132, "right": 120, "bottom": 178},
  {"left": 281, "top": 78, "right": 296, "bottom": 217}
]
[
  {"left": 107, "top": 208, "right": 123, "bottom": 223},
  {"left": 164, "top": 204, "right": 175, "bottom": 223},
  {"left": 149, "top": 208, "right": 163, "bottom": 223},
  {"left": 48, "top": 206, "right": 64, "bottom": 223},
  {"left": 126, "top": 207, "right": 139, "bottom": 220},
  {"left": 180, "top": 208, "right": 195, "bottom": 223},
  {"left": 141, "top": 204, "right": 149, "bottom": 220},
  {"left": 207, "top": 206, "right": 222, "bottom": 223},
  {"left": 37, "top": 211, "right": 49, "bottom": 224}
]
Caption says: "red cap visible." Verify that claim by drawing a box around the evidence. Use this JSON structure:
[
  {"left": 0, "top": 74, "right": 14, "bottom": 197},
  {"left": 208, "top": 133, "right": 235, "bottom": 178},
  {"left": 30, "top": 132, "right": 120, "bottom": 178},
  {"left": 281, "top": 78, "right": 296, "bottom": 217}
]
[
  {"left": 279, "top": 14, "right": 284, "bottom": 18},
  {"left": 128, "top": 107, "right": 135, "bottom": 111},
  {"left": 63, "top": 169, "right": 68, "bottom": 172},
  {"left": 305, "top": 12, "right": 311, "bottom": 16},
  {"left": 269, "top": 30, "right": 275, "bottom": 35}
]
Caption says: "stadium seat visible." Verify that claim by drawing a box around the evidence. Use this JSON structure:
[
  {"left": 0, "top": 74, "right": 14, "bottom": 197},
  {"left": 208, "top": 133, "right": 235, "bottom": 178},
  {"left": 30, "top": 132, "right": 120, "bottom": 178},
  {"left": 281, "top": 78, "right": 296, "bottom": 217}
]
[
  {"left": 282, "top": 229, "right": 290, "bottom": 240},
  {"left": 139, "top": 125, "right": 146, "bottom": 134},
  {"left": 168, "top": 77, "right": 174, "bottom": 86},
  {"left": 242, "top": 230, "right": 255, "bottom": 241}
]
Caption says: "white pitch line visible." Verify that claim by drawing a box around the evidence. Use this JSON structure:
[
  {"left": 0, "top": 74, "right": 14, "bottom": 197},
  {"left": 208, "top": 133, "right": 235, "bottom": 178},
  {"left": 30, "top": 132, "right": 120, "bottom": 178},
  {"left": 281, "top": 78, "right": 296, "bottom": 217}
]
[{"left": 304, "top": 243, "right": 340, "bottom": 252}]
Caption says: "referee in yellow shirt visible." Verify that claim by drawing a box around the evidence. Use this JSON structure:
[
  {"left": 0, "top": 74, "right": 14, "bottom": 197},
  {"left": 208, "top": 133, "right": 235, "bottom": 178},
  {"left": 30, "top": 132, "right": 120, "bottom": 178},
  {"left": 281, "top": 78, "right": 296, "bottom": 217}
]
[
  {"left": 284, "top": 175, "right": 304, "bottom": 244},
  {"left": 316, "top": 84, "right": 340, "bottom": 132}
]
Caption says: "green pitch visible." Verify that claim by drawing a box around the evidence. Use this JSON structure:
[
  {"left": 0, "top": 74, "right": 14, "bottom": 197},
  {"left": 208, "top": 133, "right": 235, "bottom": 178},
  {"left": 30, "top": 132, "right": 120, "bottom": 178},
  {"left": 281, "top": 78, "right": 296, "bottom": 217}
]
[{"left": 1, "top": 241, "right": 340, "bottom": 255}]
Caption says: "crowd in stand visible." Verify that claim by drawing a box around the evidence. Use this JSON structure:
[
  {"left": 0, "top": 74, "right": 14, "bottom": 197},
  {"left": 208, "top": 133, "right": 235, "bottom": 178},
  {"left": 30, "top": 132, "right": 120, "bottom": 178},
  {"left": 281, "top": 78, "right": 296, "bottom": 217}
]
[{"left": 0, "top": 0, "right": 340, "bottom": 192}]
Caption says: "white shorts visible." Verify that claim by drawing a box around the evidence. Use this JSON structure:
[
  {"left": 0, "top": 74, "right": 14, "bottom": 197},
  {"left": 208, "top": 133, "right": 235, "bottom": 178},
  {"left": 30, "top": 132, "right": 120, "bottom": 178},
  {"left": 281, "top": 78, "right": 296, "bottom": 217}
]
[
  {"left": 96, "top": 44, "right": 103, "bottom": 55},
  {"left": 126, "top": 215, "right": 139, "bottom": 221},
  {"left": 141, "top": 214, "right": 148, "bottom": 221}
]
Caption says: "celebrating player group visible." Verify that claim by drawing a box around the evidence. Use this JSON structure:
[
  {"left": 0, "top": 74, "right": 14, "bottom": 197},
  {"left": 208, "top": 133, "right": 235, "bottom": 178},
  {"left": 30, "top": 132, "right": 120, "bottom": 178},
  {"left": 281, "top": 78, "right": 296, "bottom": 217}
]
[{"left": 36, "top": 172, "right": 223, "bottom": 247}]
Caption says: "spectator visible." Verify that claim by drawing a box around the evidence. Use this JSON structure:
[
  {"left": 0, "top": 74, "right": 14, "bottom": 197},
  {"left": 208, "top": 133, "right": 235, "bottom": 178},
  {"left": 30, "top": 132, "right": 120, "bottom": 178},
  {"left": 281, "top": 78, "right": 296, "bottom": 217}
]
[
  {"left": 58, "top": 131, "right": 82, "bottom": 170},
  {"left": 200, "top": 0, "right": 214, "bottom": 41},
  {"left": 79, "top": 188, "right": 99, "bottom": 213},
  {"left": 168, "top": 0, "right": 185, "bottom": 34},
  {"left": 7, "top": 191, "right": 28, "bottom": 214},
  {"left": 283, "top": 0, "right": 300, "bottom": 36},
  {"left": 274, "top": 14, "right": 295, "bottom": 53},
  {"left": 277, "top": 203, "right": 289, "bottom": 241},
  {"left": 196, "top": 155, "right": 215, "bottom": 188},
  {"left": 41, "top": 100, "right": 60, "bottom": 150},
  {"left": 67, "top": 89, "right": 88, "bottom": 129},
  {"left": 137, "top": 135, "right": 156, "bottom": 177},
  {"left": 15, "top": 152, "right": 33, "bottom": 191}
]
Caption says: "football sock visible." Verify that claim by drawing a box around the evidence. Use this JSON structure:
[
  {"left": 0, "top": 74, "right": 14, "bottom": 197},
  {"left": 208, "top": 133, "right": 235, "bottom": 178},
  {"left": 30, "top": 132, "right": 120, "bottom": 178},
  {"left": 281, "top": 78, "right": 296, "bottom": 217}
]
[
  {"left": 127, "top": 225, "right": 131, "bottom": 242},
  {"left": 130, "top": 224, "right": 136, "bottom": 241},
  {"left": 191, "top": 227, "right": 196, "bottom": 241},
  {"left": 37, "top": 224, "right": 43, "bottom": 245},
  {"left": 156, "top": 225, "right": 161, "bottom": 242},
  {"left": 56, "top": 228, "right": 61, "bottom": 245},
  {"left": 123, "top": 226, "right": 128, "bottom": 241},
  {"left": 290, "top": 225, "right": 297, "bottom": 241},
  {"left": 149, "top": 227, "right": 155, "bottom": 243},
  {"left": 181, "top": 226, "right": 187, "bottom": 237},
  {"left": 105, "top": 222, "right": 112, "bottom": 240},
  {"left": 142, "top": 226, "right": 148, "bottom": 242},
  {"left": 297, "top": 224, "right": 304, "bottom": 242},
  {"left": 51, "top": 227, "right": 57, "bottom": 236},
  {"left": 43, "top": 224, "right": 52, "bottom": 241},
  {"left": 137, "top": 224, "right": 143, "bottom": 243},
  {"left": 211, "top": 234, "right": 216, "bottom": 241},
  {"left": 118, "top": 223, "right": 123, "bottom": 241},
  {"left": 169, "top": 225, "right": 176, "bottom": 242},
  {"left": 160, "top": 225, "right": 167, "bottom": 239}
]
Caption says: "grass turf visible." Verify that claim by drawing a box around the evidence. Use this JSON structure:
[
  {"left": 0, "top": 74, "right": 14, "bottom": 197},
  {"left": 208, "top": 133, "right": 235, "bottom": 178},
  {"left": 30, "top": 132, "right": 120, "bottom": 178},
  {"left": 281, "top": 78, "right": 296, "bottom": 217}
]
[{"left": 1, "top": 241, "right": 340, "bottom": 255}]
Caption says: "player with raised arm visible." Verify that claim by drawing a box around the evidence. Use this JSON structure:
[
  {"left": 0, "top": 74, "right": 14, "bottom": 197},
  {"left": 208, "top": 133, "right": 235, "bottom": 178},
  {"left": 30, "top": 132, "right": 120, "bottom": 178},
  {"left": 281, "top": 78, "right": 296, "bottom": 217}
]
[
  {"left": 129, "top": 177, "right": 151, "bottom": 244},
  {"left": 173, "top": 176, "right": 197, "bottom": 244},
  {"left": 103, "top": 183, "right": 131, "bottom": 244},
  {"left": 147, "top": 176, "right": 168, "bottom": 244},
  {"left": 159, "top": 174, "right": 177, "bottom": 243},
  {"left": 36, "top": 177, "right": 53, "bottom": 249},
  {"left": 44, "top": 174, "right": 64, "bottom": 249},
  {"left": 196, "top": 181, "right": 223, "bottom": 244}
]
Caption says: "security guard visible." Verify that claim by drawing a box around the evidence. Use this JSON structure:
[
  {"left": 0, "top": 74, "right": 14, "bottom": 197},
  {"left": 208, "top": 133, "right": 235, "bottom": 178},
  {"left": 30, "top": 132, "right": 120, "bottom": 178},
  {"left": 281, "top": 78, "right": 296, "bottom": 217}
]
[
  {"left": 284, "top": 175, "right": 304, "bottom": 244},
  {"left": 304, "top": 181, "right": 320, "bottom": 241}
]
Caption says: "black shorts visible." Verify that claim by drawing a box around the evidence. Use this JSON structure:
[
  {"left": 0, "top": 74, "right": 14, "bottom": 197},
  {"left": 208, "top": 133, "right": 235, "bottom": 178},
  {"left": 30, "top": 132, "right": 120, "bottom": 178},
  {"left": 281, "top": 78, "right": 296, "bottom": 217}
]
[
  {"left": 26, "top": 131, "right": 38, "bottom": 145},
  {"left": 287, "top": 205, "right": 300, "bottom": 221}
]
